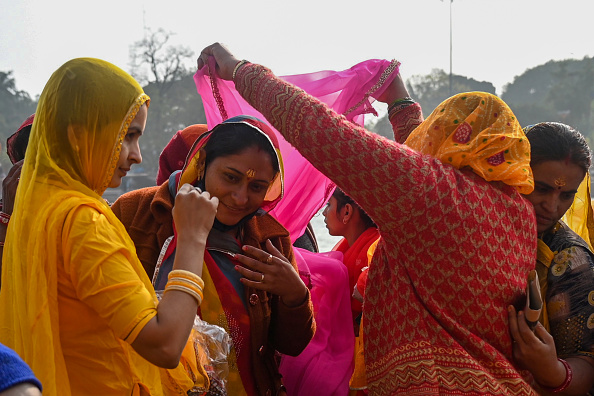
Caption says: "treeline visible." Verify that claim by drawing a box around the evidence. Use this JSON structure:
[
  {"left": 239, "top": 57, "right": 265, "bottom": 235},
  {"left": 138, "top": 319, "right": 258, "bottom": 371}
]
[
  {"left": 367, "top": 57, "right": 594, "bottom": 141},
  {"left": 2, "top": 50, "right": 593, "bottom": 183}
]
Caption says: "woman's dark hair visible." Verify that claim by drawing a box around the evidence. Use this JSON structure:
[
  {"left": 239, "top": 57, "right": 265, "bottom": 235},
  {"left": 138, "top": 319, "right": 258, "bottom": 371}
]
[
  {"left": 203, "top": 123, "right": 280, "bottom": 174},
  {"left": 526, "top": 122, "right": 592, "bottom": 173},
  {"left": 332, "top": 188, "right": 376, "bottom": 229}
]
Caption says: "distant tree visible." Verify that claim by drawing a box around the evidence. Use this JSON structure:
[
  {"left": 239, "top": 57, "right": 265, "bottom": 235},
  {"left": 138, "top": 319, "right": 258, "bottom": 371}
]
[
  {"left": 406, "top": 69, "right": 496, "bottom": 117},
  {"left": 502, "top": 57, "right": 594, "bottom": 139},
  {"left": 129, "top": 28, "right": 194, "bottom": 91},
  {"left": 127, "top": 29, "right": 206, "bottom": 182}
]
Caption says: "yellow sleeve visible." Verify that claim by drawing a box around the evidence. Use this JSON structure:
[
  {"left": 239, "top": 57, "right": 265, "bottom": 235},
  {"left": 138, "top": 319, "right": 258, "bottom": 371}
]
[{"left": 61, "top": 205, "right": 157, "bottom": 342}]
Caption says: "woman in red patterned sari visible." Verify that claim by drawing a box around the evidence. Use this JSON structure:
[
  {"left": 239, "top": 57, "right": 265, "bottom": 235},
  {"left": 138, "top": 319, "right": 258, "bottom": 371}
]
[{"left": 198, "top": 43, "right": 538, "bottom": 395}]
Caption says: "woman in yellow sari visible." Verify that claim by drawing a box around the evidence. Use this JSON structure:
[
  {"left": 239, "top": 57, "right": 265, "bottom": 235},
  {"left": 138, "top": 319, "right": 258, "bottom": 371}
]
[{"left": 0, "top": 58, "right": 215, "bottom": 395}]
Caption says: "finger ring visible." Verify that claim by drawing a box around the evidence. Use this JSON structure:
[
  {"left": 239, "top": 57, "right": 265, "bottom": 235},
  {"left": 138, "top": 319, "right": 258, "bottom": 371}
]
[
  {"left": 260, "top": 273, "right": 265, "bottom": 282},
  {"left": 266, "top": 254, "right": 273, "bottom": 264},
  {"left": 194, "top": 187, "right": 202, "bottom": 193}
]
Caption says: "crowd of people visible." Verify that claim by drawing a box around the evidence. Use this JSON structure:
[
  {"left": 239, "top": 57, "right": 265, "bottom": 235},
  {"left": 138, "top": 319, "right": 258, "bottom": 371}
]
[{"left": 0, "top": 42, "right": 592, "bottom": 396}]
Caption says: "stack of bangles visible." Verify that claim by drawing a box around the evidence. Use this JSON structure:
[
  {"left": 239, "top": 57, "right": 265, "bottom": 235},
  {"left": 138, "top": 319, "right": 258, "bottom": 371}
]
[
  {"left": 540, "top": 358, "right": 573, "bottom": 393},
  {"left": 387, "top": 96, "right": 416, "bottom": 120},
  {"left": 164, "top": 269, "right": 205, "bottom": 305}
]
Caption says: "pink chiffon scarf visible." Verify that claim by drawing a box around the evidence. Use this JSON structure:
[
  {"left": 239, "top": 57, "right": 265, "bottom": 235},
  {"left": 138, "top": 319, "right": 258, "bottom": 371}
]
[
  {"left": 194, "top": 58, "right": 399, "bottom": 242},
  {"left": 194, "top": 59, "right": 399, "bottom": 396}
]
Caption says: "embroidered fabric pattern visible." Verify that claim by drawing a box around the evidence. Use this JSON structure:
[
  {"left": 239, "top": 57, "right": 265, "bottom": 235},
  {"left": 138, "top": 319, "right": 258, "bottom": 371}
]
[
  {"left": 208, "top": 58, "right": 228, "bottom": 120},
  {"left": 389, "top": 103, "right": 424, "bottom": 144},
  {"left": 365, "top": 341, "right": 533, "bottom": 394},
  {"left": 343, "top": 59, "right": 400, "bottom": 116}
]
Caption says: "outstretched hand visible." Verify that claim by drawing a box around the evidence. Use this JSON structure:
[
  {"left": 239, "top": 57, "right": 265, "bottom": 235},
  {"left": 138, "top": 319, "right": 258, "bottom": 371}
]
[
  {"left": 507, "top": 305, "right": 566, "bottom": 388},
  {"left": 235, "top": 239, "right": 308, "bottom": 307},
  {"left": 373, "top": 73, "right": 410, "bottom": 104},
  {"left": 197, "top": 43, "right": 241, "bottom": 81}
]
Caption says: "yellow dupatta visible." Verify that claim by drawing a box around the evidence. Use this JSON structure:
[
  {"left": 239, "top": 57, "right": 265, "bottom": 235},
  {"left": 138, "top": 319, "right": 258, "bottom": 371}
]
[
  {"left": 562, "top": 173, "right": 594, "bottom": 250},
  {"left": 405, "top": 92, "right": 534, "bottom": 194},
  {"left": 0, "top": 58, "right": 205, "bottom": 395}
]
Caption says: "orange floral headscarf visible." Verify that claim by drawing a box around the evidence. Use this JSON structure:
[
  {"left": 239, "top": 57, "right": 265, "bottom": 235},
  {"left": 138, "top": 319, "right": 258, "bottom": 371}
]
[{"left": 405, "top": 92, "right": 534, "bottom": 194}]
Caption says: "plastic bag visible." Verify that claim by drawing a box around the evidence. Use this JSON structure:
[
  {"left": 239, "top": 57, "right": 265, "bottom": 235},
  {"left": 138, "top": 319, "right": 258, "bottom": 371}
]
[
  {"left": 191, "top": 314, "right": 231, "bottom": 396},
  {"left": 156, "top": 291, "right": 232, "bottom": 395}
]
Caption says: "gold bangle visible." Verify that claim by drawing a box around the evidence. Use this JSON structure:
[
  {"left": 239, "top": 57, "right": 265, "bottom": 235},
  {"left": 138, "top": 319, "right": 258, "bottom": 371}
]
[
  {"left": 168, "top": 269, "right": 204, "bottom": 289},
  {"left": 168, "top": 277, "right": 203, "bottom": 291},
  {"left": 232, "top": 59, "right": 248, "bottom": 80},
  {"left": 167, "top": 279, "right": 204, "bottom": 299},
  {"left": 164, "top": 284, "right": 203, "bottom": 305},
  {"left": 167, "top": 274, "right": 204, "bottom": 291}
]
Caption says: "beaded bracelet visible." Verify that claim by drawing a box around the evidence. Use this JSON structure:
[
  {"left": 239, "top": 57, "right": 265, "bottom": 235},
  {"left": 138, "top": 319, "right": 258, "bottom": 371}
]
[
  {"left": 388, "top": 102, "right": 417, "bottom": 121},
  {"left": 0, "top": 211, "right": 10, "bottom": 225},
  {"left": 387, "top": 96, "right": 414, "bottom": 110},
  {"left": 540, "top": 358, "right": 573, "bottom": 393},
  {"left": 232, "top": 59, "right": 249, "bottom": 80}
]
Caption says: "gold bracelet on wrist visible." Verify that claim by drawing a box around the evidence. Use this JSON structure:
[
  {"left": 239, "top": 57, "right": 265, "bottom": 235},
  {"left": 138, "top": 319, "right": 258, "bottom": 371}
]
[{"left": 232, "top": 59, "right": 249, "bottom": 80}]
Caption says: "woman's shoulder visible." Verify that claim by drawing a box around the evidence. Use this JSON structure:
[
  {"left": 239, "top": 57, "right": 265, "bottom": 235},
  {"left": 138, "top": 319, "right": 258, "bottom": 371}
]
[
  {"left": 113, "top": 185, "right": 162, "bottom": 210},
  {"left": 111, "top": 183, "right": 172, "bottom": 226},
  {"left": 547, "top": 221, "right": 594, "bottom": 256}
]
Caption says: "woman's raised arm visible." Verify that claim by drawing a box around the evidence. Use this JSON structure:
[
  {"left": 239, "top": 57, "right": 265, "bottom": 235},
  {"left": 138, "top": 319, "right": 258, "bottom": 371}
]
[{"left": 198, "top": 43, "right": 446, "bottom": 235}]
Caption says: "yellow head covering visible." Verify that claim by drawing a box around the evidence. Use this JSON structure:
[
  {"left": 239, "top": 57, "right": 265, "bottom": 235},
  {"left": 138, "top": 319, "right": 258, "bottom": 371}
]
[
  {"left": 559, "top": 172, "right": 594, "bottom": 250},
  {"left": 405, "top": 92, "right": 534, "bottom": 194},
  {"left": 0, "top": 58, "right": 206, "bottom": 395}
]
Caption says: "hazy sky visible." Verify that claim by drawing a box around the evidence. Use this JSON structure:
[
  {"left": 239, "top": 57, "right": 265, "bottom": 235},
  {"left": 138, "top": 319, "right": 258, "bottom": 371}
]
[{"left": 2, "top": 0, "right": 593, "bottom": 99}]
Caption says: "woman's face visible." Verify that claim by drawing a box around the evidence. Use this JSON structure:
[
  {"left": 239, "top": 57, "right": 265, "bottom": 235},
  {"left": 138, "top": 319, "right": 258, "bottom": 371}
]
[
  {"left": 204, "top": 145, "right": 276, "bottom": 226},
  {"left": 524, "top": 160, "right": 585, "bottom": 234},
  {"left": 323, "top": 197, "right": 346, "bottom": 236},
  {"left": 110, "top": 104, "right": 147, "bottom": 188}
]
